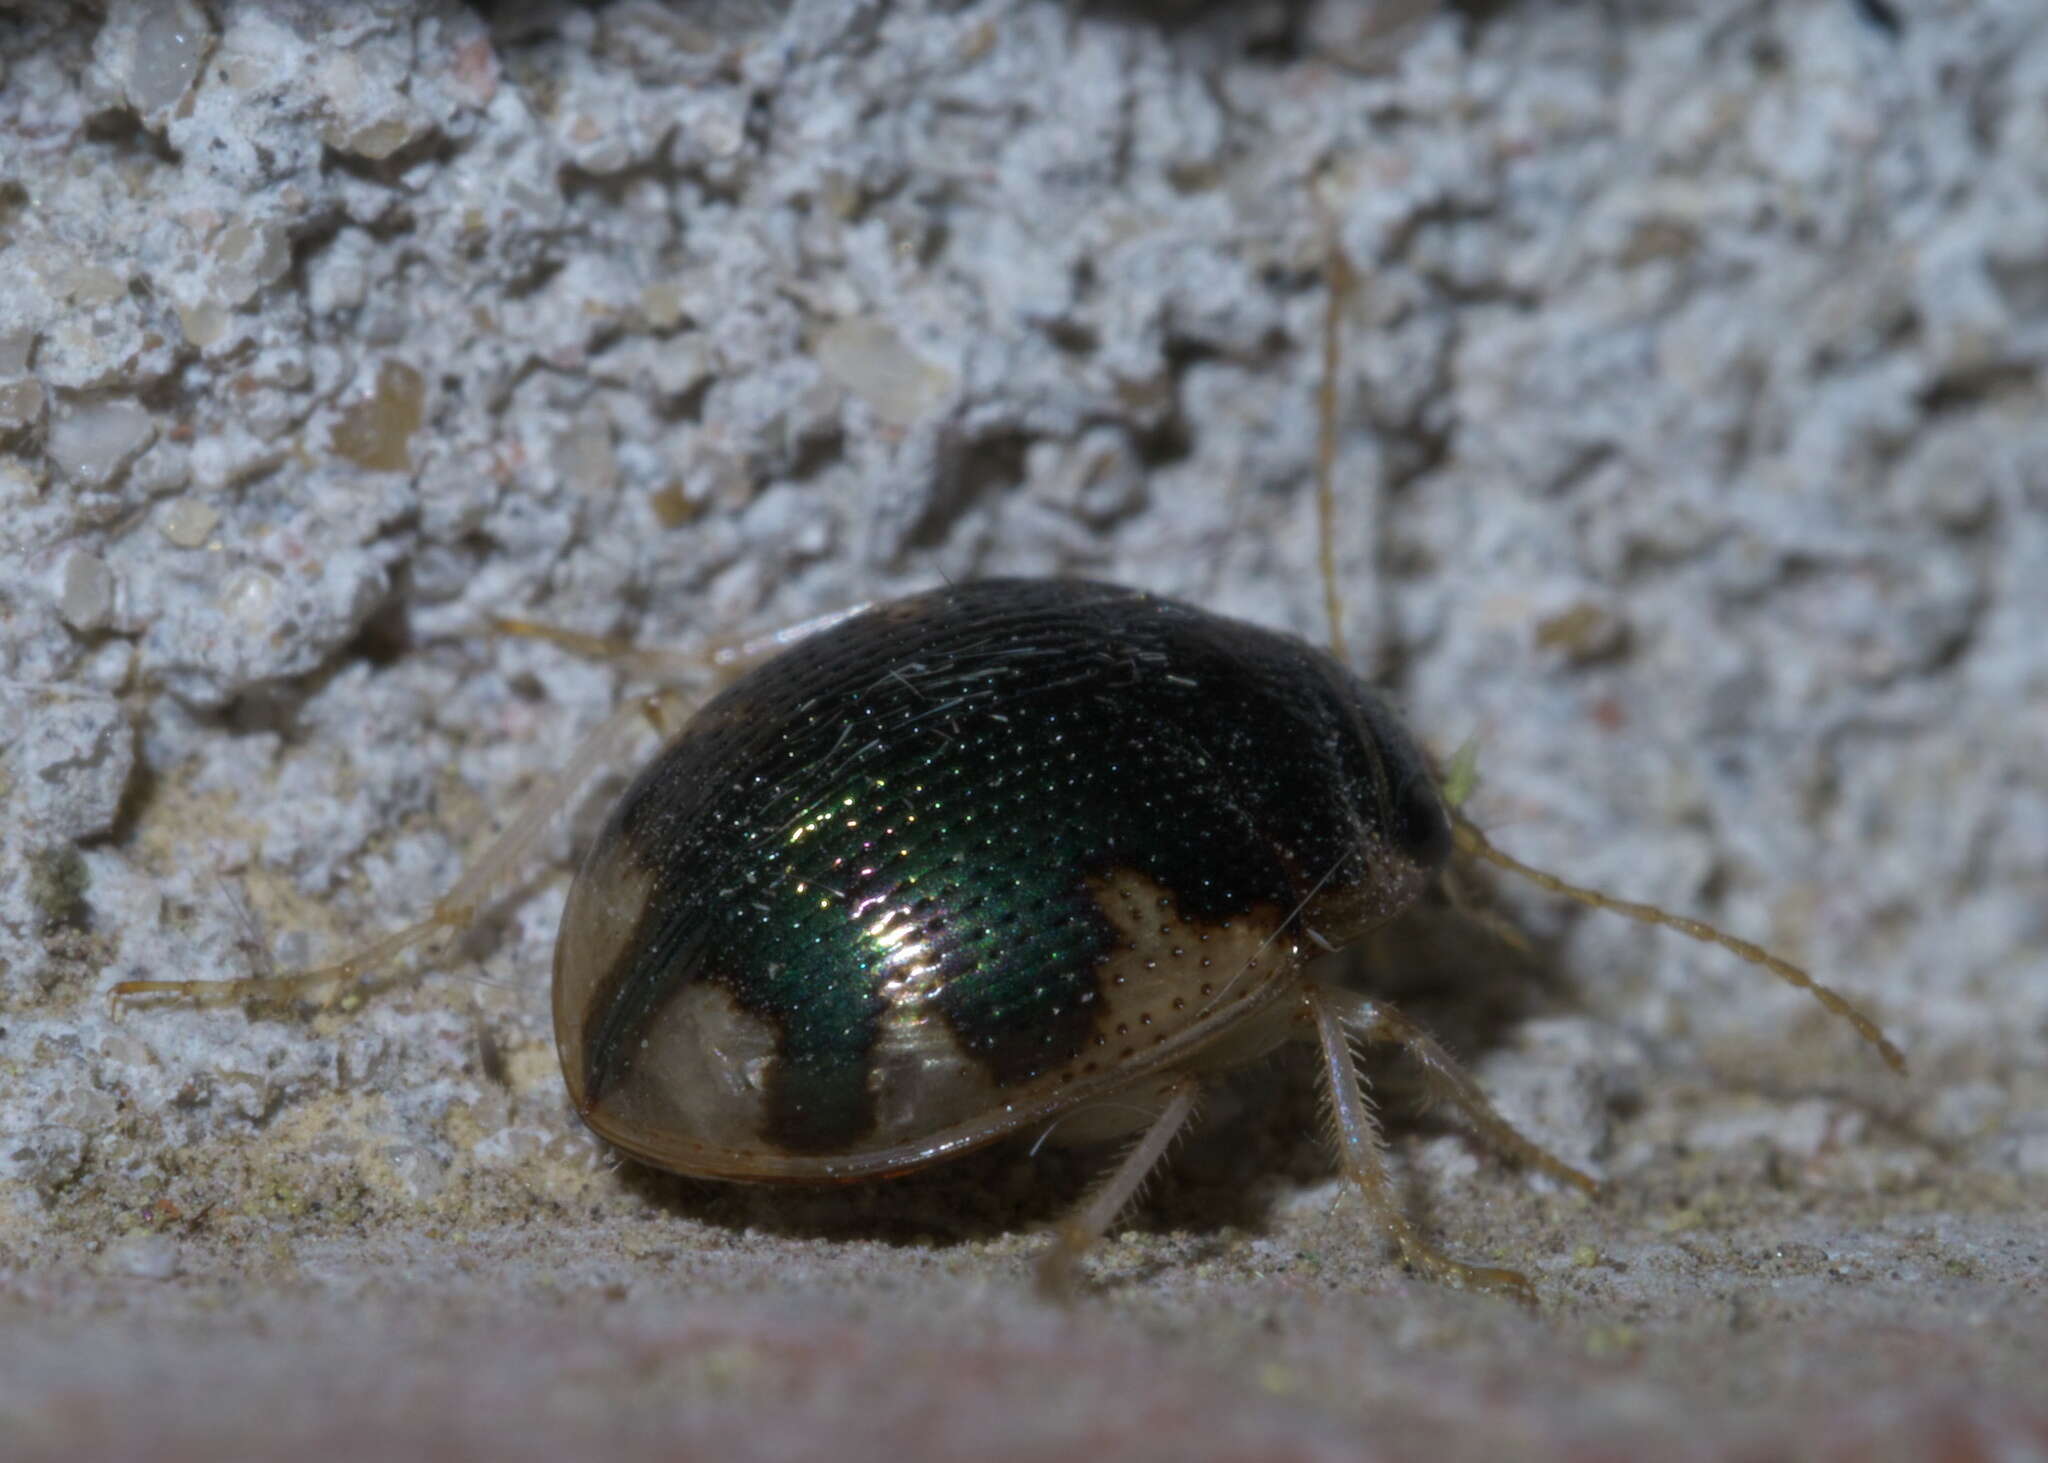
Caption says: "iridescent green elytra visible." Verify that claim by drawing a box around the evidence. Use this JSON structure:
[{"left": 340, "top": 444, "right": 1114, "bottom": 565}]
[{"left": 553, "top": 578, "right": 1452, "bottom": 1182}]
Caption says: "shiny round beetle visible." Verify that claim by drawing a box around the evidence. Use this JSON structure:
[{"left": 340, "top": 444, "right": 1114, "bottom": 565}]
[
  {"left": 556, "top": 575, "right": 1547, "bottom": 1295},
  {"left": 120, "top": 573, "right": 1903, "bottom": 1300},
  {"left": 557, "top": 575, "right": 1452, "bottom": 1173}
]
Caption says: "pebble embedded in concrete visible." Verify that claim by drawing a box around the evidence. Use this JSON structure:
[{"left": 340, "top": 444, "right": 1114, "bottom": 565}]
[
  {"left": 46, "top": 400, "right": 155, "bottom": 487},
  {"left": 3, "top": 685, "right": 136, "bottom": 842},
  {"left": 59, "top": 551, "right": 117, "bottom": 631},
  {"left": 158, "top": 497, "right": 219, "bottom": 548},
  {"left": 124, "top": 1, "right": 212, "bottom": 116},
  {"left": 815, "top": 318, "right": 951, "bottom": 428},
  {"left": 0, "top": 376, "right": 44, "bottom": 433}
]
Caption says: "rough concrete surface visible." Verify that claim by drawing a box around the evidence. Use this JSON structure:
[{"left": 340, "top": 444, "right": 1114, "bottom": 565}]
[{"left": 1, "top": 0, "right": 2044, "bottom": 1458}]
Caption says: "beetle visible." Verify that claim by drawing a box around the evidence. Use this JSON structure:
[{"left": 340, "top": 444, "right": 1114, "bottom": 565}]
[{"left": 116, "top": 572, "right": 1902, "bottom": 1301}]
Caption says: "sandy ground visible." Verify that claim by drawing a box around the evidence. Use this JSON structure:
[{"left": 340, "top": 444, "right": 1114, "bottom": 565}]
[{"left": 2, "top": 0, "right": 2045, "bottom": 1458}]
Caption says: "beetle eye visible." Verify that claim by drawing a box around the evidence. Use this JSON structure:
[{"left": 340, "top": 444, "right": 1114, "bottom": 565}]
[{"left": 1391, "top": 773, "right": 1452, "bottom": 870}]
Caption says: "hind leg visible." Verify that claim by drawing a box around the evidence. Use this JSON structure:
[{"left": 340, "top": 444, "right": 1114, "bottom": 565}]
[
  {"left": 492, "top": 600, "right": 873, "bottom": 682},
  {"left": 1036, "top": 1079, "right": 1203, "bottom": 1298},
  {"left": 111, "top": 689, "right": 686, "bottom": 1008},
  {"left": 111, "top": 597, "right": 880, "bottom": 1011}
]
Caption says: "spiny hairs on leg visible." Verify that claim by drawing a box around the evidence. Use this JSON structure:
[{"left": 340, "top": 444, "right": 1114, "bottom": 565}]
[
  {"left": 1035, "top": 1081, "right": 1202, "bottom": 1298},
  {"left": 1449, "top": 815, "right": 1906, "bottom": 1075},
  {"left": 1304, "top": 986, "right": 1537, "bottom": 1304},
  {"left": 1323, "top": 988, "right": 1600, "bottom": 1196}
]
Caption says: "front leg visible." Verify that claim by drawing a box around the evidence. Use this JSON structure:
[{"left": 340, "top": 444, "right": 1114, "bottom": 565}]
[
  {"left": 1303, "top": 985, "right": 1540, "bottom": 1304},
  {"left": 1316, "top": 986, "right": 1598, "bottom": 1196}
]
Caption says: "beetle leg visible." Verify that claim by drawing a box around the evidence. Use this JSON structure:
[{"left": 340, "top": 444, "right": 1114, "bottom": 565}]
[
  {"left": 109, "top": 690, "right": 689, "bottom": 1009},
  {"left": 492, "top": 601, "right": 874, "bottom": 684},
  {"left": 1436, "top": 861, "right": 1534, "bottom": 956},
  {"left": 1319, "top": 988, "right": 1598, "bottom": 1195},
  {"left": 1036, "top": 1078, "right": 1202, "bottom": 1298},
  {"left": 1303, "top": 985, "right": 1537, "bottom": 1304}
]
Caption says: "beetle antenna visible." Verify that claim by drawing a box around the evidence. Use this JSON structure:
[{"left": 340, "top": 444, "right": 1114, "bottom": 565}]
[
  {"left": 1310, "top": 192, "right": 1357, "bottom": 668},
  {"left": 1448, "top": 814, "right": 1906, "bottom": 1075},
  {"left": 1316, "top": 232, "right": 1353, "bottom": 666}
]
